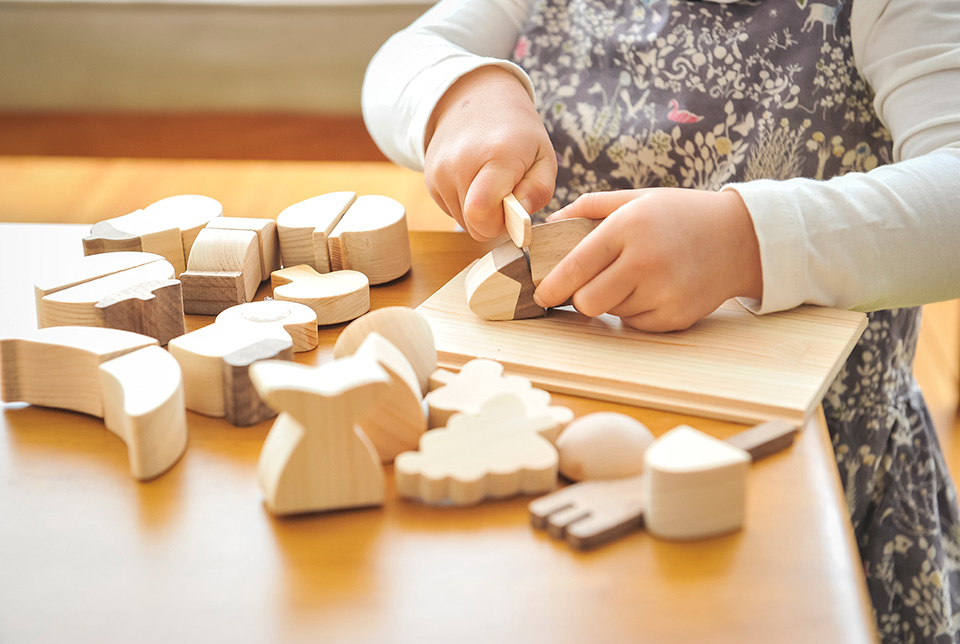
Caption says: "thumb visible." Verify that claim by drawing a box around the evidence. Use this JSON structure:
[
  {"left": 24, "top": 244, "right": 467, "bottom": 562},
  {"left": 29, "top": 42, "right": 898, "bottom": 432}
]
[
  {"left": 512, "top": 147, "right": 557, "bottom": 216},
  {"left": 546, "top": 189, "right": 645, "bottom": 222}
]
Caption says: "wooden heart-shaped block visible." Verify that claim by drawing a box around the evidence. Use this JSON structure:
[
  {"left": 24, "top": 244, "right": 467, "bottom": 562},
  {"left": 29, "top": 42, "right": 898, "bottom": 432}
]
[
  {"left": 643, "top": 425, "right": 750, "bottom": 541},
  {"left": 271, "top": 264, "right": 370, "bottom": 325}
]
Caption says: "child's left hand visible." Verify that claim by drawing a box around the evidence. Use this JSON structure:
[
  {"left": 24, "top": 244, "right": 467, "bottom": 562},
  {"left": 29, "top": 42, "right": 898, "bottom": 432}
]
[{"left": 533, "top": 188, "right": 763, "bottom": 332}]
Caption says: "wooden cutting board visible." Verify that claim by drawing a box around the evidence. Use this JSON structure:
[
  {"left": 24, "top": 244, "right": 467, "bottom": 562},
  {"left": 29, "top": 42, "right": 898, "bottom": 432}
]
[{"left": 416, "top": 266, "right": 867, "bottom": 425}]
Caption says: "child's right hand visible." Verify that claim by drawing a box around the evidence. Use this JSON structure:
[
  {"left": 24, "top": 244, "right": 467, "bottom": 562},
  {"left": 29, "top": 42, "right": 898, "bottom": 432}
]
[{"left": 424, "top": 66, "right": 557, "bottom": 240}]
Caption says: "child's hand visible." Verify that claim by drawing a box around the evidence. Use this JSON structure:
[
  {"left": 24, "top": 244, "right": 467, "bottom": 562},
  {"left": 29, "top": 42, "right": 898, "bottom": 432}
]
[
  {"left": 424, "top": 66, "right": 557, "bottom": 240},
  {"left": 533, "top": 189, "right": 763, "bottom": 332}
]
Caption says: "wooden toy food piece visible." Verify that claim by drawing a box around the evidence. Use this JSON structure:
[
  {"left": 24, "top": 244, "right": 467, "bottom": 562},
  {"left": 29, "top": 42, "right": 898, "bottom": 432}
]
[
  {"left": 556, "top": 412, "right": 655, "bottom": 481},
  {"left": 167, "top": 322, "right": 293, "bottom": 420},
  {"left": 464, "top": 242, "right": 543, "bottom": 321},
  {"left": 0, "top": 326, "right": 159, "bottom": 417},
  {"left": 643, "top": 426, "right": 751, "bottom": 541},
  {"left": 222, "top": 339, "right": 295, "bottom": 427},
  {"left": 353, "top": 333, "right": 426, "bottom": 463},
  {"left": 34, "top": 251, "right": 163, "bottom": 314},
  {"left": 327, "top": 195, "right": 412, "bottom": 284},
  {"left": 503, "top": 193, "right": 532, "bottom": 248},
  {"left": 333, "top": 306, "right": 436, "bottom": 395},
  {"left": 215, "top": 300, "right": 318, "bottom": 353},
  {"left": 180, "top": 227, "right": 261, "bottom": 315},
  {"left": 250, "top": 355, "right": 388, "bottom": 515},
  {"left": 98, "top": 345, "right": 188, "bottom": 480},
  {"left": 528, "top": 217, "right": 598, "bottom": 286},
  {"left": 1, "top": 327, "right": 186, "bottom": 480},
  {"left": 83, "top": 194, "right": 223, "bottom": 275},
  {"left": 530, "top": 420, "right": 799, "bottom": 550},
  {"left": 206, "top": 217, "right": 281, "bottom": 281},
  {"left": 271, "top": 265, "right": 370, "bottom": 326},
  {"left": 276, "top": 191, "right": 357, "bottom": 273},
  {"left": 425, "top": 359, "right": 572, "bottom": 440},
  {"left": 94, "top": 279, "right": 185, "bottom": 346},
  {"left": 395, "top": 394, "right": 559, "bottom": 506},
  {"left": 36, "top": 255, "right": 176, "bottom": 329}
]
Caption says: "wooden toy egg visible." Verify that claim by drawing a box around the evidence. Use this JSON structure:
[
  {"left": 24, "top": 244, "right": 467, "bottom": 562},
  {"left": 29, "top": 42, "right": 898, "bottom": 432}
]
[{"left": 556, "top": 412, "right": 654, "bottom": 481}]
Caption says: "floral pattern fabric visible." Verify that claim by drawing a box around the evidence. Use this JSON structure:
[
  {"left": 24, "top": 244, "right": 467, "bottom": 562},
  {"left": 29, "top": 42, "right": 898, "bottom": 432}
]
[{"left": 512, "top": 1, "right": 960, "bottom": 642}]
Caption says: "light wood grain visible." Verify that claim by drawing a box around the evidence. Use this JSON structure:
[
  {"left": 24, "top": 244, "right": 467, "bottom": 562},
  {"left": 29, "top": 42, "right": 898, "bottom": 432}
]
[
  {"left": 98, "top": 345, "right": 188, "bottom": 480},
  {"left": 556, "top": 412, "right": 654, "bottom": 481},
  {"left": 215, "top": 300, "right": 318, "bottom": 353},
  {"left": 276, "top": 191, "right": 356, "bottom": 273},
  {"left": 395, "top": 394, "right": 559, "bottom": 506},
  {"left": 503, "top": 193, "right": 532, "bottom": 248},
  {"left": 528, "top": 218, "right": 598, "bottom": 286},
  {"left": 186, "top": 227, "right": 261, "bottom": 303},
  {"left": 167, "top": 322, "right": 292, "bottom": 418},
  {"left": 251, "top": 356, "right": 388, "bottom": 515},
  {"left": 222, "top": 339, "right": 294, "bottom": 427},
  {"left": 328, "top": 194, "right": 412, "bottom": 285},
  {"left": 353, "top": 333, "right": 426, "bottom": 464},
  {"left": 270, "top": 264, "right": 370, "bottom": 326},
  {"left": 206, "top": 217, "right": 281, "bottom": 282},
  {"left": 417, "top": 266, "right": 868, "bottom": 425},
  {"left": 333, "top": 306, "right": 438, "bottom": 395},
  {"left": 94, "top": 279, "right": 185, "bottom": 346},
  {"left": 464, "top": 243, "right": 543, "bottom": 321},
  {"left": 424, "top": 358, "right": 572, "bottom": 440},
  {"left": 0, "top": 223, "right": 879, "bottom": 644},
  {"left": 0, "top": 326, "right": 158, "bottom": 417},
  {"left": 179, "top": 270, "right": 246, "bottom": 315}
]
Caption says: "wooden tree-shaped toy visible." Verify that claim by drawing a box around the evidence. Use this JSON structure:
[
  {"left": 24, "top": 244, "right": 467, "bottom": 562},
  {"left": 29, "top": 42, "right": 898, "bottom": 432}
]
[
  {"left": 250, "top": 355, "right": 389, "bottom": 515},
  {"left": 395, "top": 394, "right": 559, "bottom": 506},
  {"left": 271, "top": 265, "right": 370, "bottom": 326},
  {"left": 425, "top": 359, "right": 572, "bottom": 440},
  {"left": 0, "top": 327, "right": 187, "bottom": 480},
  {"left": 83, "top": 194, "right": 223, "bottom": 275}
]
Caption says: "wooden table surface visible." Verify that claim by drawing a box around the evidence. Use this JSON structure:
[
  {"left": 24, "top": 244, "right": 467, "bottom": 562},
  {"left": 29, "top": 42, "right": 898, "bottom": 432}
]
[{"left": 0, "top": 219, "right": 879, "bottom": 644}]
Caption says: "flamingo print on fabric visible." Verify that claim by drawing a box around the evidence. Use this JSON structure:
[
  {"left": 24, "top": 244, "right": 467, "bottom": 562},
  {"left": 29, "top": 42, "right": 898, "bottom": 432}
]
[{"left": 666, "top": 99, "right": 703, "bottom": 124}]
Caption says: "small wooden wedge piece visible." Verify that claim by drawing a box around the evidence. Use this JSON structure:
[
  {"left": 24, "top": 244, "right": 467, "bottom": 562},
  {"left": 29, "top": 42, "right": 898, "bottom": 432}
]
[
  {"left": 465, "top": 242, "right": 544, "bottom": 321},
  {"left": 503, "top": 193, "right": 532, "bottom": 248},
  {"left": 98, "top": 346, "right": 188, "bottom": 480}
]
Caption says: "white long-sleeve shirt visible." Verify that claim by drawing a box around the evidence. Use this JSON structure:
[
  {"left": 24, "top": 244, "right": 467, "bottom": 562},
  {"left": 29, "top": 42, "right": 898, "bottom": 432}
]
[{"left": 362, "top": 0, "right": 960, "bottom": 314}]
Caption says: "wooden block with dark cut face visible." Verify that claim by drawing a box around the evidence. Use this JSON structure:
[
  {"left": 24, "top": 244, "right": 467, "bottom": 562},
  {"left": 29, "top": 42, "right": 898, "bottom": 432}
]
[
  {"left": 464, "top": 241, "right": 545, "bottom": 321},
  {"left": 222, "top": 338, "right": 294, "bottom": 427},
  {"left": 179, "top": 270, "right": 245, "bottom": 315},
  {"left": 83, "top": 221, "right": 143, "bottom": 255},
  {"left": 528, "top": 218, "right": 599, "bottom": 286},
  {"left": 95, "top": 279, "right": 185, "bottom": 346}
]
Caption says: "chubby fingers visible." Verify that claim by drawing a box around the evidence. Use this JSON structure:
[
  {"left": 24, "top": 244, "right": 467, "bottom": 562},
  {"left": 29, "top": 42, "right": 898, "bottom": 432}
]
[
  {"left": 546, "top": 189, "right": 646, "bottom": 222},
  {"left": 533, "top": 218, "right": 621, "bottom": 309}
]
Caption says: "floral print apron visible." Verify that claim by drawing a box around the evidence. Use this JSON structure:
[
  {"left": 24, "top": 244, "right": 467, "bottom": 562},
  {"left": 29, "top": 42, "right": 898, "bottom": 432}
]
[{"left": 512, "top": 1, "right": 960, "bottom": 641}]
